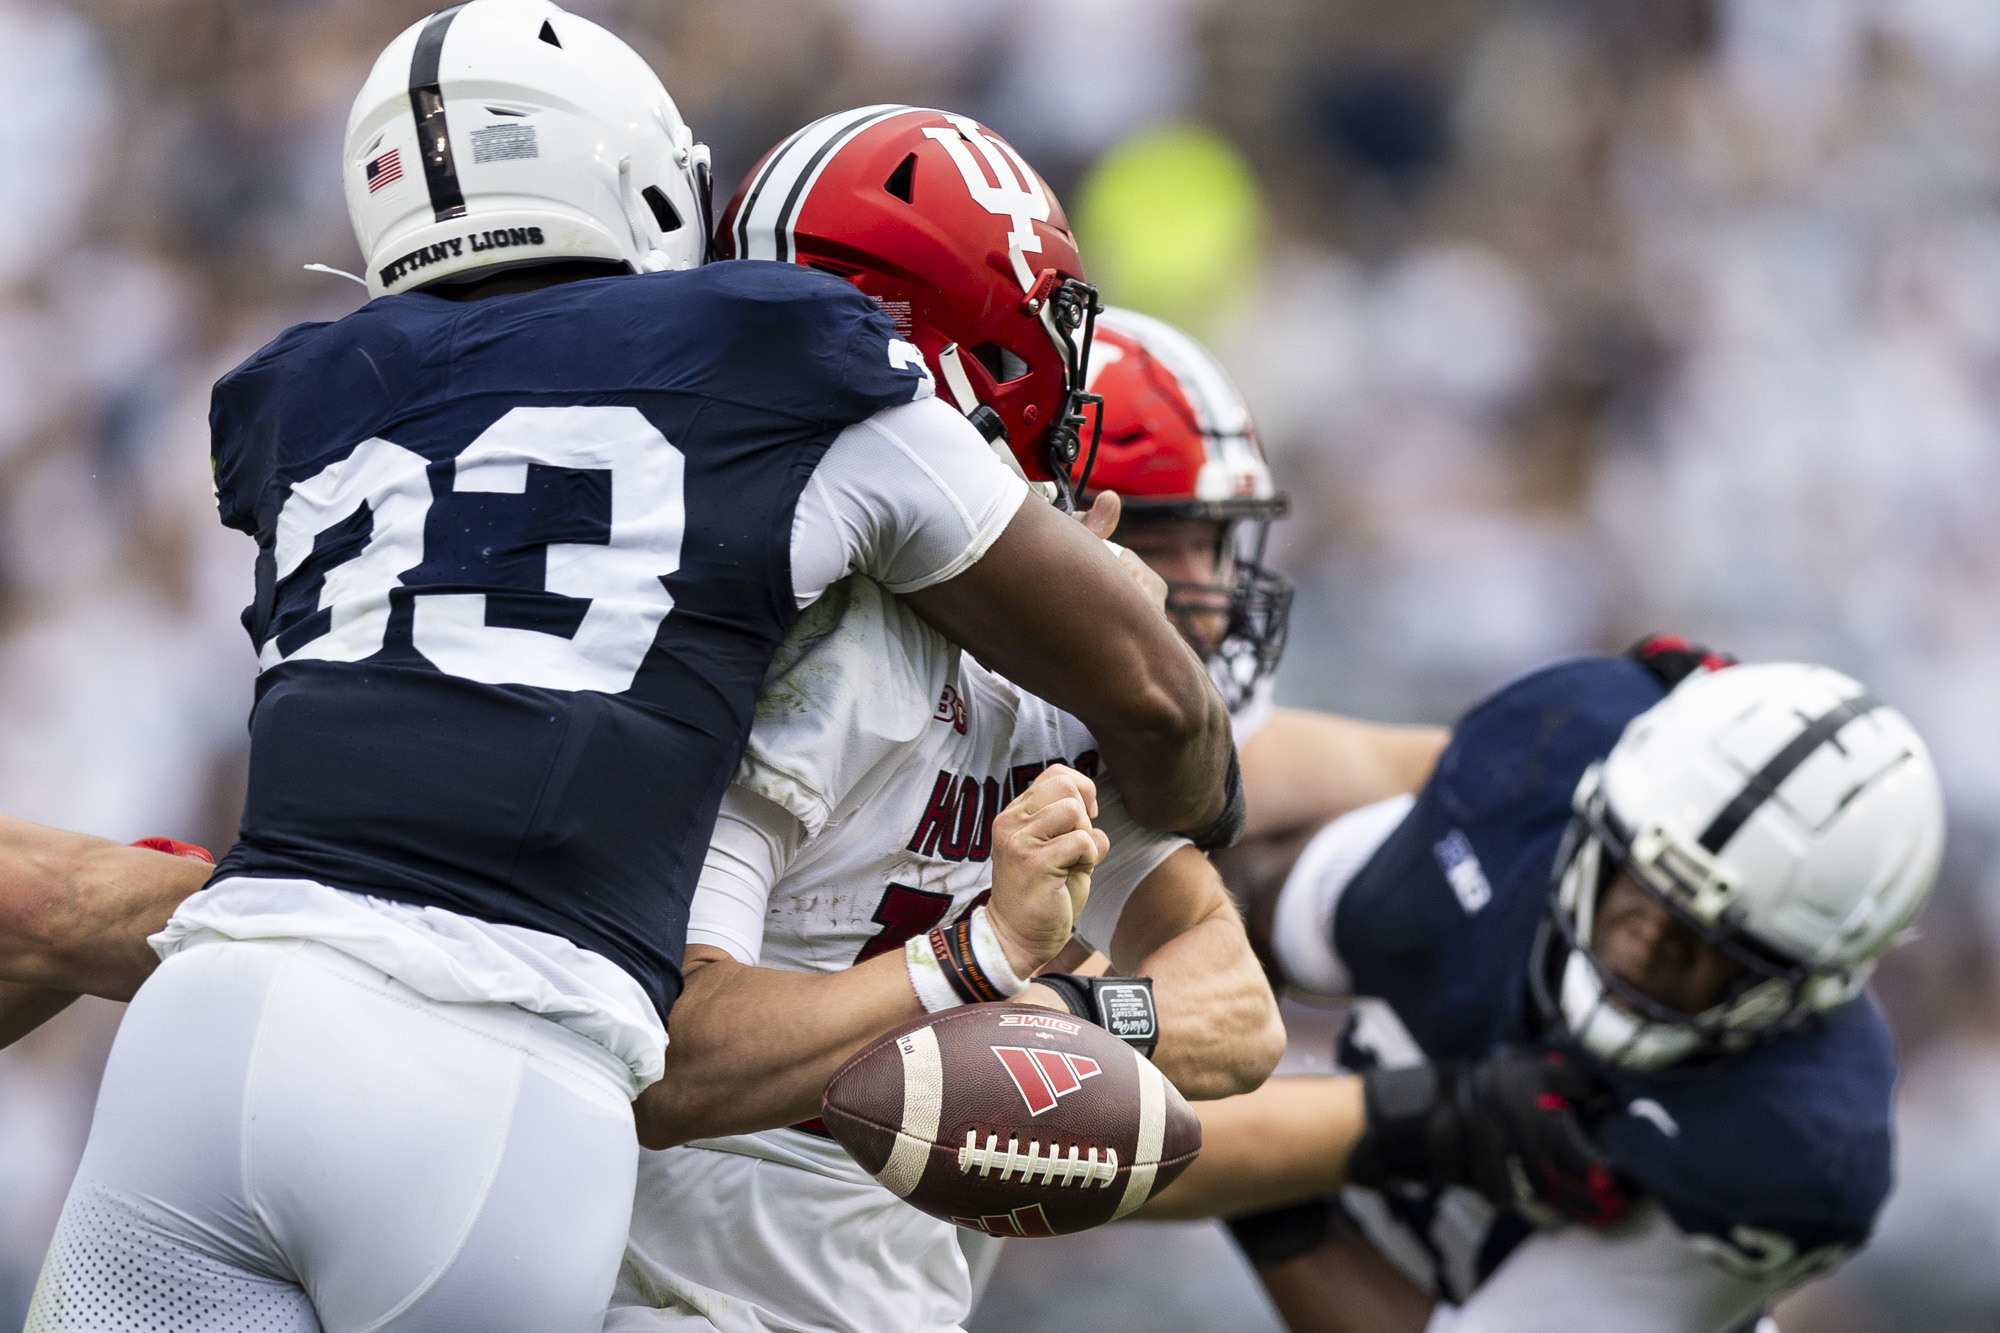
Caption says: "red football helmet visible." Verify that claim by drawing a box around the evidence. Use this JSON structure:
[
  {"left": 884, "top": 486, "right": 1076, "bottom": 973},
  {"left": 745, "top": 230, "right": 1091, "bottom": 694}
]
[
  {"left": 716, "top": 104, "right": 1104, "bottom": 508},
  {"left": 1075, "top": 307, "right": 1292, "bottom": 710}
]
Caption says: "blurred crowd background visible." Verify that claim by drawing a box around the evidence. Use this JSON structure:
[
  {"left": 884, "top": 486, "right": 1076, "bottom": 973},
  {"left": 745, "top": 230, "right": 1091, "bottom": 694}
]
[{"left": 2, "top": 0, "right": 1998, "bottom": 1327}]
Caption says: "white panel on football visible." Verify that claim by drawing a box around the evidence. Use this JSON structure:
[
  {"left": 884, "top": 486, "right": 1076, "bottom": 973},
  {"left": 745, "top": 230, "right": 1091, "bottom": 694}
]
[
  {"left": 879, "top": 1026, "right": 944, "bottom": 1199},
  {"left": 1110, "top": 1054, "right": 1166, "bottom": 1221}
]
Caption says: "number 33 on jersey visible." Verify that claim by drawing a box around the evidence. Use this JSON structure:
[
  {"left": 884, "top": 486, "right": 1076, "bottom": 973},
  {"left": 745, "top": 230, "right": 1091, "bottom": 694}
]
[{"left": 262, "top": 405, "right": 682, "bottom": 692}]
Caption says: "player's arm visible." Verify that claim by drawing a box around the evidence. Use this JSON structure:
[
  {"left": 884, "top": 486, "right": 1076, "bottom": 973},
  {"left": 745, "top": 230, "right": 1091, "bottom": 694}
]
[
  {"left": 803, "top": 400, "right": 1233, "bottom": 839},
  {"left": 1239, "top": 709, "right": 1448, "bottom": 841},
  {"left": 1252, "top": 1214, "right": 1436, "bottom": 1333},
  {"left": 1144, "top": 1051, "right": 1625, "bottom": 1226},
  {"left": 0, "top": 816, "right": 207, "bottom": 1000},
  {"left": 1051, "top": 845, "right": 1285, "bottom": 1100},
  {"left": 0, "top": 982, "right": 82, "bottom": 1047},
  {"left": 903, "top": 493, "right": 1233, "bottom": 837},
  {"left": 634, "top": 766, "right": 1104, "bottom": 1151},
  {"left": 1253, "top": 1201, "right": 1795, "bottom": 1333},
  {"left": 1138, "top": 1075, "right": 1365, "bottom": 1220}
]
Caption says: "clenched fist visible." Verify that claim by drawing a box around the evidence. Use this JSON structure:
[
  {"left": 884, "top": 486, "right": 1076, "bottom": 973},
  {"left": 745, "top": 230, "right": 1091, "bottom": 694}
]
[{"left": 986, "top": 764, "right": 1110, "bottom": 978}]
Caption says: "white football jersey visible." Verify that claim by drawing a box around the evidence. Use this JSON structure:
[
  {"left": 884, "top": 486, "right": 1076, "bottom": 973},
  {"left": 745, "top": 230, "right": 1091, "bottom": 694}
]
[
  {"left": 614, "top": 576, "right": 1187, "bottom": 1333},
  {"left": 689, "top": 573, "right": 1181, "bottom": 975}
]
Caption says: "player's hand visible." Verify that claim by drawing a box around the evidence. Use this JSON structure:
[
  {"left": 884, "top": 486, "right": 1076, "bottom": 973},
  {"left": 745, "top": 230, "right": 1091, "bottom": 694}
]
[
  {"left": 1080, "top": 490, "right": 1168, "bottom": 613},
  {"left": 1348, "top": 1050, "right": 1635, "bottom": 1229},
  {"left": 986, "top": 765, "right": 1109, "bottom": 978}
]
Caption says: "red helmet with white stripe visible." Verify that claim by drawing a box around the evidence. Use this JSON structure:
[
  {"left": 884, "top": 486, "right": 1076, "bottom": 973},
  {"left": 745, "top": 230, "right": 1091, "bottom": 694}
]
[
  {"left": 717, "top": 105, "right": 1104, "bottom": 507},
  {"left": 1075, "top": 308, "right": 1292, "bottom": 711}
]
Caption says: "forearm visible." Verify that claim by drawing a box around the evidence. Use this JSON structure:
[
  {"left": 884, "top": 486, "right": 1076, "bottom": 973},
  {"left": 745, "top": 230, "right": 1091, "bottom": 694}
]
[
  {"left": 1240, "top": 711, "right": 1448, "bottom": 840},
  {"left": 0, "top": 982, "right": 81, "bottom": 1048},
  {"left": 637, "top": 947, "right": 925, "bottom": 1149},
  {"left": 1131, "top": 910, "right": 1285, "bottom": 1099},
  {"left": 905, "top": 496, "right": 1231, "bottom": 831},
  {"left": 1254, "top": 1218, "right": 1437, "bottom": 1333},
  {"left": 1137, "top": 1075, "right": 1363, "bottom": 1220},
  {"left": 0, "top": 816, "right": 206, "bottom": 997}
]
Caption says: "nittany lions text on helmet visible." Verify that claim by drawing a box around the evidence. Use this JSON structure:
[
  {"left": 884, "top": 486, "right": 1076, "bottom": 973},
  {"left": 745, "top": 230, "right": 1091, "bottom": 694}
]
[
  {"left": 717, "top": 106, "right": 1104, "bottom": 506},
  {"left": 1075, "top": 307, "right": 1292, "bottom": 713},
  {"left": 346, "top": 0, "right": 711, "bottom": 298},
  {"left": 1539, "top": 661, "right": 1944, "bottom": 1071}
]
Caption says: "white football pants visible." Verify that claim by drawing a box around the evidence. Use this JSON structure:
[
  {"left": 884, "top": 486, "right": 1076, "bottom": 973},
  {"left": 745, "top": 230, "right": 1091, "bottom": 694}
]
[
  {"left": 27, "top": 938, "right": 639, "bottom": 1333},
  {"left": 609, "top": 1141, "right": 972, "bottom": 1333}
]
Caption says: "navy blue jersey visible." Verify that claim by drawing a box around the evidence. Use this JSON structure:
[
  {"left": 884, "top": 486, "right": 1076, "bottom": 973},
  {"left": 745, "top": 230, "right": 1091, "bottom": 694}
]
[
  {"left": 1333, "top": 656, "right": 1896, "bottom": 1286},
  {"left": 209, "top": 260, "right": 929, "bottom": 1016}
]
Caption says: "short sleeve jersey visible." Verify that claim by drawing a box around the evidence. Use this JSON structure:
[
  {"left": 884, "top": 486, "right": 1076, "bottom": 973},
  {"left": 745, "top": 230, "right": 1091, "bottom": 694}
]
[
  {"left": 1330, "top": 657, "right": 1897, "bottom": 1296},
  {"left": 207, "top": 261, "right": 932, "bottom": 1017}
]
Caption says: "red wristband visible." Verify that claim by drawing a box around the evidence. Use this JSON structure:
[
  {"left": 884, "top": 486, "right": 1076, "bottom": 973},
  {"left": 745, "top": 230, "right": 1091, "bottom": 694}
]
[{"left": 131, "top": 837, "right": 215, "bottom": 865}]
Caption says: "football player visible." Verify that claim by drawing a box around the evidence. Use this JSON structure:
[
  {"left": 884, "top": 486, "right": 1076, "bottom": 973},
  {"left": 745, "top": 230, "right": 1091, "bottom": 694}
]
[
  {"left": 597, "top": 109, "right": 1293, "bottom": 1332},
  {"left": 19, "top": 8, "right": 1236, "bottom": 1331},
  {"left": 1071, "top": 306, "right": 1450, "bottom": 835},
  {"left": 1139, "top": 645, "right": 1943, "bottom": 1333},
  {"left": 1058, "top": 318, "right": 1942, "bottom": 1329}
]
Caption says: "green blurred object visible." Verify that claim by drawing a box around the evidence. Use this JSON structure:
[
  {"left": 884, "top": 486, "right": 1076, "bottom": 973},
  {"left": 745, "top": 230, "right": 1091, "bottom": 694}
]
[{"left": 1075, "top": 125, "right": 1265, "bottom": 336}]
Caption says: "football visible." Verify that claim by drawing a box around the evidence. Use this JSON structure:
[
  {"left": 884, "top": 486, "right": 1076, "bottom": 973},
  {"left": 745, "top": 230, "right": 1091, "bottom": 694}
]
[{"left": 821, "top": 1003, "right": 1202, "bottom": 1237}]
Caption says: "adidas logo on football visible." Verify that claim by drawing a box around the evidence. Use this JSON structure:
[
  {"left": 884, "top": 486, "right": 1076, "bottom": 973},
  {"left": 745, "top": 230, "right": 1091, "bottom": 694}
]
[
  {"left": 950, "top": 1202, "right": 1058, "bottom": 1237},
  {"left": 992, "top": 1045, "right": 1101, "bottom": 1116}
]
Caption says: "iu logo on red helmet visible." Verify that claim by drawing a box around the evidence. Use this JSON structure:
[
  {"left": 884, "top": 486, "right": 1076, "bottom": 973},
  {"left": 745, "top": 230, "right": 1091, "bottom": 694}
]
[
  {"left": 1075, "top": 307, "right": 1294, "bottom": 712},
  {"left": 716, "top": 105, "right": 1105, "bottom": 508}
]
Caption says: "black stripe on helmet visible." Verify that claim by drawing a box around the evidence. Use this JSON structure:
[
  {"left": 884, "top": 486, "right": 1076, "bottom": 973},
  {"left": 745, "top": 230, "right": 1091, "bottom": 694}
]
[
  {"left": 768, "top": 105, "right": 908, "bottom": 263},
  {"left": 1698, "top": 692, "right": 1885, "bottom": 853},
  {"left": 732, "top": 123, "right": 809, "bottom": 261},
  {"left": 409, "top": 5, "right": 469, "bottom": 222}
]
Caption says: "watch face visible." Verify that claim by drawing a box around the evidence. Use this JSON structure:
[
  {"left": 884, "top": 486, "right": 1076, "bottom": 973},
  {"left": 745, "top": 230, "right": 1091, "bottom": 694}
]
[{"left": 1095, "top": 981, "right": 1158, "bottom": 1044}]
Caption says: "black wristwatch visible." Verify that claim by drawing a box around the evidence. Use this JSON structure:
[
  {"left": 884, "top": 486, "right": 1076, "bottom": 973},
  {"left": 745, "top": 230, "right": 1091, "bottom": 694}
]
[{"left": 1036, "top": 974, "right": 1158, "bottom": 1057}]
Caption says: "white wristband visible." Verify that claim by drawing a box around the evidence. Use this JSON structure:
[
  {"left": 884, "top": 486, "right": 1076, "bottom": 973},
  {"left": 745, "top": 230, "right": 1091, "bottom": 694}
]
[
  {"left": 967, "top": 905, "right": 1030, "bottom": 996},
  {"left": 904, "top": 905, "right": 1032, "bottom": 1012},
  {"left": 905, "top": 931, "right": 963, "bottom": 1013}
]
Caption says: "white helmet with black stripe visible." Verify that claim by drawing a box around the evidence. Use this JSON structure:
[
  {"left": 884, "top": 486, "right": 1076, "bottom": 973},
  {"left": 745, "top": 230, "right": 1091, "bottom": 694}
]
[
  {"left": 1533, "top": 662, "right": 1944, "bottom": 1071},
  {"left": 344, "top": 0, "right": 710, "bottom": 299}
]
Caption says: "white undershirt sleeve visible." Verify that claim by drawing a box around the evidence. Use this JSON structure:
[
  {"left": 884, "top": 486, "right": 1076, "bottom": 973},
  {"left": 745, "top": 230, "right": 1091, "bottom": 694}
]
[
  {"left": 1073, "top": 781, "right": 1190, "bottom": 956},
  {"left": 1269, "top": 793, "right": 1414, "bottom": 998},
  {"left": 686, "top": 786, "right": 807, "bottom": 967},
  {"left": 790, "top": 395, "right": 1030, "bottom": 607},
  {"left": 1424, "top": 1202, "right": 1789, "bottom": 1333}
]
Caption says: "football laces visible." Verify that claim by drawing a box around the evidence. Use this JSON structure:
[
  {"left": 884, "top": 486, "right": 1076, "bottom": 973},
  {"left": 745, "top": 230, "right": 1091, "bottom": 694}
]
[{"left": 958, "top": 1132, "right": 1119, "bottom": 1188}]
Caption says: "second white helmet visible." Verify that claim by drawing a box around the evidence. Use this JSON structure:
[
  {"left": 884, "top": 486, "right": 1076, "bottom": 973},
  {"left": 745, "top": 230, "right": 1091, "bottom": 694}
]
[
  {"left": 1538, "top": 661, "right": 1944, "bottom": 1070},
  {"left": 344, "top": 0, "right": 710, "bottom": 299}
]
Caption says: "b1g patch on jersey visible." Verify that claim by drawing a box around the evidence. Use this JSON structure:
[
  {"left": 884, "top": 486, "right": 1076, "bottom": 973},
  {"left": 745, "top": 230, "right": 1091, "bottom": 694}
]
[
  {"left": 933, "top": 683, "right": 968, "bottom": 734},
  {"left": 1432, "top": 830, "right": 1493, "bottom": 915}
]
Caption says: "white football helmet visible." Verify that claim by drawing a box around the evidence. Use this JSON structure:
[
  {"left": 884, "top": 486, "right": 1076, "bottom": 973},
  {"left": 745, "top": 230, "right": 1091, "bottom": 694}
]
[
  {"left": 344, "top": 0, "right": 710, "bottom": 299},
  {"left": 1533, "top": 662, "right": 1944, "bottom": 1071}
]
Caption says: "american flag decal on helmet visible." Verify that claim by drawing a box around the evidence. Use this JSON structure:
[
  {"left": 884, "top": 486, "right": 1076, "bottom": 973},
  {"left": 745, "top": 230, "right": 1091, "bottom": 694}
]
[{"left": 366, "top": 148, "right": 404, "bottom": 193}]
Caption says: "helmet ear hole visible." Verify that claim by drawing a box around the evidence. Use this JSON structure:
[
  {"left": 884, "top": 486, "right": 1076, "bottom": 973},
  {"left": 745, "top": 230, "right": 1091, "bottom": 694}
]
[
  {"left": 538, "top": 19, "right": 561, "bottom": 47},
  {"left": 642, "top": 185, "right": 682, "bottom": 233},
  {"left": 971, "top": 342, "right": 1029, "bottom": 384},
  {"left": 883, "top": 153, "right": 916, "bottom": 203}
]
